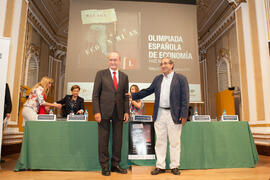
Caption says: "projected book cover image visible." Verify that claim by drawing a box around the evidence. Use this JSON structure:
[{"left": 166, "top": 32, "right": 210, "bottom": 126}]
[
  {"left": 128, "top": 122, "right": 155, "bottom": 160},
  {"left": 78, "top": 8, "right": 140, "bottom": 71}
]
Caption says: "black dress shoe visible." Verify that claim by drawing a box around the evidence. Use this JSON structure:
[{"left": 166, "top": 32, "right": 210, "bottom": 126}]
[
  {"left": 101, "top": 168, "right": 110, "bottom": 176},
  {"left": 111, "top": 165, "right": 127, "bottom": 174},
  {"left": 171, "top": 168, "right": 180, "bottom": 175},
  {"left": 151, "top": 168, "right": 166, "bottom": 175}
]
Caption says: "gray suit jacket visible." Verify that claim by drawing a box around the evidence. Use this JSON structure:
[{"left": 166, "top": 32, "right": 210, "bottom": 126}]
[
  {"left": 92, "top": 68, "right": 129, "bottom": 120},
  {"left": 132, "top": 73, "right": 189, "bottom": 124}
]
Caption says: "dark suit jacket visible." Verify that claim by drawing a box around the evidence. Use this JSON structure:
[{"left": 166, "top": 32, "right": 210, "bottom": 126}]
[
  {"left": 132, "top": 73, "right": 189, "bottom": 124},
  {"left": 92, "top": 68, "right": 129, "bottom": 120},
  {"left": 4, "top": 83, "right": 12, "bottom": 119},
  {"left": 57, "top": 95, "right": 84, "bottom": 117}
]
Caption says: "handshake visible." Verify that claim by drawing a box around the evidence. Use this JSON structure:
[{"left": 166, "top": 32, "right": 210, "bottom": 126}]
[{"left": 125, "top": 93, "right": 132, "bottom": 97}]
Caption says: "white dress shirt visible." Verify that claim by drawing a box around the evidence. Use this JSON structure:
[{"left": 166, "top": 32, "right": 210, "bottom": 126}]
[
  {"left": 109, "top": 68, "right": 119, "bottom": 83},
  {"left": 159, "top": 71, "right": 174, "bottom": 108}
]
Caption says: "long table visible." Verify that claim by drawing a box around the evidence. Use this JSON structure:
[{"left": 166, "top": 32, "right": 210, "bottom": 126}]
[
  {"left": 14, "top": 121, "right": 258, "bottom": 171},
  {"left": 15, "top": 121, "right": 129, "bottom": 171}
]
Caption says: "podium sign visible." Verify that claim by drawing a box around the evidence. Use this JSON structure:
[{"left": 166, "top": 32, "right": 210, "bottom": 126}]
[
  {"left": 128, "top": 120, "right": 155, "bottom": 160},
  {"left": 192, "top": 115, "right": 211, "bottom": 122}
]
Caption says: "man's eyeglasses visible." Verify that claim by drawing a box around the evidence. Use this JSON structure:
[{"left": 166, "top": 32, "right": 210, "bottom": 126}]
[
  {"left": 160, "top": 62, "right": 171, "bottom": 66},
  {"left": 109, "top": 58, "right": 118, "bottom": 61}
]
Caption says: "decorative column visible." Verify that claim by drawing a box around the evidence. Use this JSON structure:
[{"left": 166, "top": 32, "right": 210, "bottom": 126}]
[
  {"left": 231, "top": 0, "right": 270, "bottom": 152},
  {"left": 254, "top": 0, "right": 270, "bottom": 123},
  {"left": 234, "top": 1, "right": 257, "bottom": 122},
  {"left": 0, "top": 0, "right": 28, "bottom": 143}
]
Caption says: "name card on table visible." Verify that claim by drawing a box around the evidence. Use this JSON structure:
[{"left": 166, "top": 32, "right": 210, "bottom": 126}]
[
  {"left": 37, "top": 114, "right": 56, "bottom": 121},
  {"left": 192, "top": 115, "right": 211, "bottom": 122},
  {"left": 67, "top": 115, "right": 87, "bottom": 121},
  {"left": 220, "top": 115, "right": 239, "bottom": 121},
  {"left": 133, "top": 115, "right": 152, "bottom": 122}
]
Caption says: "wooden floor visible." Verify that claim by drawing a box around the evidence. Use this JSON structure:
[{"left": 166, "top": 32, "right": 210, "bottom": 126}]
[{"left": 0, "top": 154, "right": 270, "bottom": 180}]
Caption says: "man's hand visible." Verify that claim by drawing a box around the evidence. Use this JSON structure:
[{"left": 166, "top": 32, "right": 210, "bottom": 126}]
[
  {"left": 125, "top": 93, "right": 131, "bottom": 98},
  {"left": 5, "top": 113, "right": 10, "bottom": 118},
  {"left": 180, "top": 118, "right": 187, "bottom": 126},
  {"left": 95, "top": 113, "right": 102, "bottom": 123},
  {"left": 123, "top": 113, "right": 129, "bottom": 123},
  {"left": 45, "top": 106, "right": 50, "bottom": 112},
  {"left": 77, "top": 109, "right": 84, "bottom": 114},
  {"left": 55, "top": 104, "right": 62, "bottom": 109}
]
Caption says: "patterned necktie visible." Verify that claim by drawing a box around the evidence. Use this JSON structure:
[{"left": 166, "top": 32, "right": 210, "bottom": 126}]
[{"left": 113, "top": 72, "right": 118, "bottom": 90}]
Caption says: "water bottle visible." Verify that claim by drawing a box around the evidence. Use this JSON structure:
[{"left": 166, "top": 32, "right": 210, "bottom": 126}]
[
  {"left": 49, "top": 109, "right": 53, "bottom": 115},
  {"left": 131, "top": 110, "right": 135, "bottom": 121},
  {"left": 222, "top": 109, "right": 226, "bottom": 116},
  {"left": 194, "top": 108, "right": 198, "bottom": 116},
  {"left": 85, "top": 110, "right": 88, "bottom": 120},
  {"left": 70, "top": 110, "right": 74, "bottom": 115}
]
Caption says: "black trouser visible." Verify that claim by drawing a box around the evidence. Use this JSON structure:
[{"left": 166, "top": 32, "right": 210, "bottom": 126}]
[{"left": 98, "top": 105, "right": 123, "bottom": 169}]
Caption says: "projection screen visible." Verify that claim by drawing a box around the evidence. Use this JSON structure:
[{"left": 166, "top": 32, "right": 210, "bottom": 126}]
[{"left": 65, "top": 0, "right": 201, "bottom": 102}]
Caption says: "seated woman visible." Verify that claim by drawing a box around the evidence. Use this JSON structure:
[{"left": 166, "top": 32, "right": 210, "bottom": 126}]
[
  {"left": 129, "top": 84, "right": 144, "bottom": 115},
  {"left": 57, "top": 85, "right": 85, "bottom": 117},
  {"left": 22, "top": 77, "right": 62, "bottom": 125}
]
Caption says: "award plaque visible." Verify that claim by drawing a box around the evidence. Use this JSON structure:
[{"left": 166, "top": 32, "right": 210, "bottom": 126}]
[{"left": 128, "top": 121, "right": 155, "bottom": 160}]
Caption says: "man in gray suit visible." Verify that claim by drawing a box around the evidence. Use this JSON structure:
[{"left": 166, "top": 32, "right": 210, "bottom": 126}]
[
  {"left": 130, "top": 57, "right": 189, "bottom": 176},
  {"left": 92, "top": 52, "right": 129, "bottom": 176}
]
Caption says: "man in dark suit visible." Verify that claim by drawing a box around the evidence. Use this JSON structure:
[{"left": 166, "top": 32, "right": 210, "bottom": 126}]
[
  {"left": 1, "top": 83, "right": 12, "bottom": 163},
  {"left": 130, "top": 58, "right": 189, "bottom": 176},
  {"left": 92, "top": 52, "right": 129, "bottom": 176},
  {"left": 4, "top": 83, "right": 12, "bottom": 120}
]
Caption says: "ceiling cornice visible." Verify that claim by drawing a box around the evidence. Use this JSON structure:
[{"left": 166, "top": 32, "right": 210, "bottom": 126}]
[
  {"left": 227, "top": 0, "right": 247, "bottom": 9},
  {"left": 198, "top": 0, "right": 226, "bottom": 33},
  {"left": 199, "top": 9, "right": 235, "bottom": 50},
  {"left": 105, "top": 0, "right": 196, "bottom": 5},
  {"left": 28, "top": 7, "right": 67, "bottom": 50}
]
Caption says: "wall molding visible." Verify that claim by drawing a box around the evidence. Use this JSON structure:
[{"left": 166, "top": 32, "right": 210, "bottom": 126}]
[
  {"left": 199, "top": 10, "right": 235, "bottom": 50},
  {"left": 227, "top": 0, "right": 247, "bottom": 9},
  {"left": 199, "top": 0, "right": 227, "bottom": 33},
  {"left": 216, "top": 57, "right": 232, "bottom": 91},
  {"left": 40, "top": 0, "right": 59, "bottom": 28},
  {"left": 24, "top": 44, "right": 39, "bottom": 86},
  {"left": 28, "top": 7, "right": 66, "bottom": 50},
  {"left": 250, "top": 122, "right": 270, "bottom": 148},
  {"left": 2, "top": 131, "right": 23, "bottom": 145}
]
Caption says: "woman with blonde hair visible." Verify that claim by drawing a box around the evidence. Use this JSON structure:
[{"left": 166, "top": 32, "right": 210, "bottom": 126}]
[{"left": 22, "top": 76, "right": 62, "bottom": 125}]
